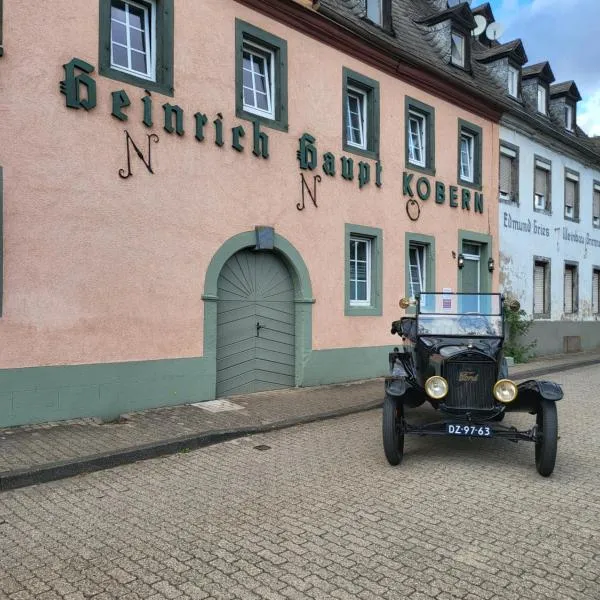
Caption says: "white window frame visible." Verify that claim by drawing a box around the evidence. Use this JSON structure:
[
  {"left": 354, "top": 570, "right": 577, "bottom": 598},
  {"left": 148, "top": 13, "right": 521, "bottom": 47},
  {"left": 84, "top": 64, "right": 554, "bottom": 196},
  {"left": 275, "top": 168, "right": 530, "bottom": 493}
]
[
  {"left": 533, "top": 260, "right": 549, "bottom": 316},
  {"left": 565, "top": 104, "right": 574, "bottom": 131},
  {"left": 564, "top": 264, "right": 577, "bottom": 314},
  {"left": 593, "top": 184, "right": 600, "bottom": 228},
  {"left": 564, "top": 171, "right": 579, "bottom": 220},
  {"left": 593, "top": 269, "right": 600, "bottom": 315},
  {"left": 499, "top": 146, "right": 517, "bottom": 202},
  {"left": 408, "top": 244, "right": 426, "bottom": 300},
  {"left": 349, "top": 236, "right": 371, "bottom": 306},
  {"left": 537, "top": 85, "right": 547, "bottom": 114},
  {"left": 408, "top": 110, "right": 426, "bottom": 167},
  {"left": 460, "top": 132, "right": 474, "bottom": 182},
  {"left": 366, "top": 0, "right": 382, "bottom": 25},
  {"left": 508, "top": 66, "right": 519, "bottom": 98},
  {"left": 346, "top": 86, "right": 368, "bottom": 150},
  {"left": 110, "top": 0, "right": 156, "bottom": 81},
  {"left": 242, "top": 40, "right": 275, "bottom": 120},
  {"left": 451, "top": 31, "right": 465, "bottom": 67},
  {"left": 534, "top": 159, "right": 551, "bottom": 211}
]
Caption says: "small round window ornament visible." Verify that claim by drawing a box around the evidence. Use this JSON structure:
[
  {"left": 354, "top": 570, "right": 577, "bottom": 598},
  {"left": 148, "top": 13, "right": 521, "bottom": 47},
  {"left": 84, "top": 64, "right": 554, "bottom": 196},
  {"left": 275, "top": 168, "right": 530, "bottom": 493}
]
[{"left": 406, "top": 198, "right": 421, "bottom": 221}]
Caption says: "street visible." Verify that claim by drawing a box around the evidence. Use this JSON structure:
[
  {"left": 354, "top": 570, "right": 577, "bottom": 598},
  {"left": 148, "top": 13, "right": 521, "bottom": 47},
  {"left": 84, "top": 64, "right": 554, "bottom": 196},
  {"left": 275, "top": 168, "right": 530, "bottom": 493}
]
[{"left": 1, "top": 365, "right": 599, "bottom": 600}]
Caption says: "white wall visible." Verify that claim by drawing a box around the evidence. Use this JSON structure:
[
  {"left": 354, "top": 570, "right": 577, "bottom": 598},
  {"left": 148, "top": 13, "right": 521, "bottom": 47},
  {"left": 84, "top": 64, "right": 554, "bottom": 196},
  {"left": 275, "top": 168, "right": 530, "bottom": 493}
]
[{"left": 499, "top": 126, "right": 600, "bottom": 321}]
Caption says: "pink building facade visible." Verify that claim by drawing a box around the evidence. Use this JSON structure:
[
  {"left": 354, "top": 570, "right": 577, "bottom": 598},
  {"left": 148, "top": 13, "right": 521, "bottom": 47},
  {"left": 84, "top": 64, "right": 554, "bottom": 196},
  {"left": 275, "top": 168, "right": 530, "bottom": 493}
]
[{"left": 0, "top": 0, "right": 502, "bottom": 426}]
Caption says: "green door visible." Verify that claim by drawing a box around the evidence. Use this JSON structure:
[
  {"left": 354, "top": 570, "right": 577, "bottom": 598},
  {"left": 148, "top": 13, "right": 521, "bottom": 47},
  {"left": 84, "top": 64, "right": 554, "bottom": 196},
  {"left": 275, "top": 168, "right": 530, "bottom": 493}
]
[
  {"left": 216, "top": 249, "right": 295, "bottom": 396},
  {"left": 461, "top": 242, "right": 481, "bottom": 312}
]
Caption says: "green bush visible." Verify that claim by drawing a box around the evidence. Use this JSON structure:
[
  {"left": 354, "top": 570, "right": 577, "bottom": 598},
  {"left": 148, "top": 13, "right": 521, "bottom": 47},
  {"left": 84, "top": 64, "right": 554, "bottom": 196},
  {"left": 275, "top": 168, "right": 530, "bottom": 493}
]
[{"left": 503, "top": 303, "right": 537, "bottom": 364}]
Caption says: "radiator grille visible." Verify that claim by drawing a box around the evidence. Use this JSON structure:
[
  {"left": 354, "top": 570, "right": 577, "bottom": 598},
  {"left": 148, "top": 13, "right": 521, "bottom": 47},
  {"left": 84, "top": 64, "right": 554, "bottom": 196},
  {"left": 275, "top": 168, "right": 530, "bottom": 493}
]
[{"left": 444, "top": 359, "right": 496, "bottom": 410}]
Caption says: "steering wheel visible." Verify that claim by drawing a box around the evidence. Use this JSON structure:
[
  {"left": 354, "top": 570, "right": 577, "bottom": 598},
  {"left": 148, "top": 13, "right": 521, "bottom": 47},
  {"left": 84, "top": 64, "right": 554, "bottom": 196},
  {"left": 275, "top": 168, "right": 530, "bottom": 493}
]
[{"left": 458, "top": 314, "right": 492, "bottom": 335}]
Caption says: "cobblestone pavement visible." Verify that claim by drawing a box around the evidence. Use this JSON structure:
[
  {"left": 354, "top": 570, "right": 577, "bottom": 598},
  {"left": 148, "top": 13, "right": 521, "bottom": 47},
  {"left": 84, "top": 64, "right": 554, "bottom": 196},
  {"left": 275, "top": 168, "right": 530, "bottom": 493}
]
[{"left": 1, "top": 365, "right": 599, "bottom": 600}]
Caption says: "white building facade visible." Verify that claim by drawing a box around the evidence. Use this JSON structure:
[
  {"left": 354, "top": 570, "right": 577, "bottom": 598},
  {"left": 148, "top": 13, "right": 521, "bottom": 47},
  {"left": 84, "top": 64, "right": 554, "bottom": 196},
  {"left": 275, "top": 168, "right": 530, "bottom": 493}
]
[{"left": 499, "top": 117, "right": 600, "bottom": 355}]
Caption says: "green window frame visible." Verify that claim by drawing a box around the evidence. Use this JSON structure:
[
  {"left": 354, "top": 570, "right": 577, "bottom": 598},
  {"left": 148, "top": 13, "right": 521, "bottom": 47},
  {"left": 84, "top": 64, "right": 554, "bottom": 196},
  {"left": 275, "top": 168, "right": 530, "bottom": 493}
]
[
  {"left": 457, "top": 119, "right": 483, "bottom": 190},
  {"left": 405, "top": 97, "right": 435, "bottom": 175},
  {"left": 457, "top": 230, "right": 492, "bottom": 294},
  {"left": 345, "top": 224, "right": 382, "bottom": 316},
  {"left": 99, "top": 0, "right": 174, "bottom": 96},
  {"left": 404, "top": 233, "right": 436, "bottom": 314},
  {"left": 342, "top": 68, "right": 380, "bottom": 160},
  {"left": 235, "top": 19, "right": 288, "bottom": 132}
]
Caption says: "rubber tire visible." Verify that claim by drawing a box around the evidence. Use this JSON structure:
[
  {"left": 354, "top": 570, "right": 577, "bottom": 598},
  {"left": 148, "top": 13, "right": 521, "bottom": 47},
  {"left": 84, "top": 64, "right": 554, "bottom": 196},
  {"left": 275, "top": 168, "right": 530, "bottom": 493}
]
[
  {"left": 382, "top": 394, "right": 405, "bottom": 466},
  {"left": 535, "top": 400, "right": 558, "bottom": 477}
]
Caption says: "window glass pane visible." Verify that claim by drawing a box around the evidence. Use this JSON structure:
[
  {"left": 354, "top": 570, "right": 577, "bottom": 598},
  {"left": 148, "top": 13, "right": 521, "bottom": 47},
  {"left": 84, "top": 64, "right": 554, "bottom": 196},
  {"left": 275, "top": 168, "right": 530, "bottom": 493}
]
[
  {"left": 129, "top": 27, "right": 146, "bottom": 52},
  {"left": 460, "top": 134, "right": 473, "bottom": 180},
  {"left": 356, "top": 239, "right": 367, "bottom": 261},
  {"left": 366, "top": 0, "right": 382, "bottom": 24},
  {"left": 347, "top": 91, "right": 365, "bottom": 147},
  {"left": 537, "top": 86, "right": 546, "bottom": 113},
  {"left": 356, "top": 281, "right": 367, "bottom": 301},
  {"left": 130, "top": 50, "right": 147, "bottom": 73},
  {"left": 111, "top": 1, "right": 127, "bottom": 23},
  {"left": 111, "top": 21, "right": 127, "bottom": 45},
  {"left": 128, "top": 5, "right": 145, "bottom": 30},
  {"left": 242, "top": 45, "right": 273, "bottom": 116},
  {"left": 451, "top": 33, "right": 464, "bottom": 66},
  {"left": 408, "top": 113, "right": 425, "bottom": 165},
  {"left": 112, "top": 43, "right": 128, "bottom": 68}
]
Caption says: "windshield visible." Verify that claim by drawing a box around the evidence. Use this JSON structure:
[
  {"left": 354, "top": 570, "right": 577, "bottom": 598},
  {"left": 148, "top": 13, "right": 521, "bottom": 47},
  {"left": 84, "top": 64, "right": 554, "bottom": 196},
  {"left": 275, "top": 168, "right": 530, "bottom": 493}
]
[{"left": 417, "top": 293, "right": 503, "bottom": 337}]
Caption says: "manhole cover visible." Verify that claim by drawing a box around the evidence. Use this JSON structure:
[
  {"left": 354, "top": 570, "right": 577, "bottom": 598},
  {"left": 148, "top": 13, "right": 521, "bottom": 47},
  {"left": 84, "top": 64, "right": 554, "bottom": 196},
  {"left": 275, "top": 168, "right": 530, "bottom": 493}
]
[
  {"left": 253, "top": 445, "right": 271, "bottom": 451},
  {"left": 190, "top": 399, "right": 244, "bottom": 413}
]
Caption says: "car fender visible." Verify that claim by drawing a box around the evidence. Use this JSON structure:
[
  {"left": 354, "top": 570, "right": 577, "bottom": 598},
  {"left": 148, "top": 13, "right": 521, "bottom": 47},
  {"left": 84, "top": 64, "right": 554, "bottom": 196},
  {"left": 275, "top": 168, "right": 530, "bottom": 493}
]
[{"left": 507, "top": 379, "right": 563, "bottom": 412}]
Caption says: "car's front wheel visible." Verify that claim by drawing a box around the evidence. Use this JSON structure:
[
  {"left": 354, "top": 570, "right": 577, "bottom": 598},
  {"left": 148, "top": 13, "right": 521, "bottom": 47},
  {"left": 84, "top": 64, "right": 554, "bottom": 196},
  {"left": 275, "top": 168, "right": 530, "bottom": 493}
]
[
  {"left": 382, "top": 394, "right": 404, "bottom": 466},
  {"left": 535, "top": 400, "right": 558, "bottom": 477}
]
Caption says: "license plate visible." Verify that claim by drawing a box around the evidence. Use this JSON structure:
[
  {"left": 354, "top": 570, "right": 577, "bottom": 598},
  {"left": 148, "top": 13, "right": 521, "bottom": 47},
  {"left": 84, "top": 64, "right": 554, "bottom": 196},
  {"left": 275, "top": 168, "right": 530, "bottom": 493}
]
[{"left": 446, "top": 424, "right": 492, "bottom": 437}]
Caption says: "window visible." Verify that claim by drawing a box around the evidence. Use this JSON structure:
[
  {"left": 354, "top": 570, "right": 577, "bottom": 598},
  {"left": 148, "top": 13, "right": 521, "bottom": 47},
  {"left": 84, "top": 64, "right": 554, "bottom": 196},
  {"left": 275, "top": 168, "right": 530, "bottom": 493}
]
[
  {"left": 405, "top": 234, "right": 435, "bottom": 309},
  {"left": 508, "top": 65, "right": 519, "bottom": 98},
  {"left": 345, "top": 225, "right": 382, "bottom": 316},
  {"left": 593, "top": 269, "right": 600, "bottom": 315},
  {"left": 451, "top": 31, "right": 465, "bottom": 67},
  {"left": 533, "top": 260, "right": 550, "bottom": 317},
  {"left": 499, "top": 144, "right": 519, "bottom": 203},
  {"left": 458, "top": 120, "right": 482, "bottom": 188},
  {"left": 537, "top": 85, "right": 547, "bottom": 114},
  {"left": 593, "top": 183, "right": 600, "bottom": 228},
  {"left": 534, "top": 158, "right": 551, "bottom": 212},
  {"left": 366, "top": 0, "right": 382, "bottom": 25},
  {"left": 242, "top": 41, "right": 274, "bottom": 120},
  {"left": 564, "top": 264, "right": 578, "bottom": 314},
  {"left": 99, "top": 0, "right": 174, "bottom": 95},
  {"left": 564, "top": 169, "right": 579, "bottom": 221},
  {"left": 346, "top": 87, "right": 367, "bottom": 149},
  {"left": 349, "top": 237, "right": 371, "bottom": 305},
  {"left": 405, "top": 98, "right": 435, "bottom": 174},
  {"left": 565, "top": 104, "right": 574, "bottom": 131},
  {"left": 235, "top": 20, "right": 288, "bottom": 131},
  {"left": 408, "top": 245, "right": 426, "bottom": 298},
  {"left": 343, "top": 68, "right": 380, "bottom": 159}
]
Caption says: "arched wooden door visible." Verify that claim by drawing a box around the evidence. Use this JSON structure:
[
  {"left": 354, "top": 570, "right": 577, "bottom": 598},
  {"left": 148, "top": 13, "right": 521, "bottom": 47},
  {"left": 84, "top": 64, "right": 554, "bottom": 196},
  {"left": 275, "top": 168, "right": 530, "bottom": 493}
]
[{"left": 216, "top": 249, "right": 295, "bottom": 396}]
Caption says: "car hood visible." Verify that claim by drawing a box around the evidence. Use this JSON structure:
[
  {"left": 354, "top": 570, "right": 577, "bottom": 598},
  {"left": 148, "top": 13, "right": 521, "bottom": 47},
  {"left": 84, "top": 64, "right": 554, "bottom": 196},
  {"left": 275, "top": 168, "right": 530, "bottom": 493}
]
[{"left": 418, "top": 336, "right": 502, "bottom": 359}]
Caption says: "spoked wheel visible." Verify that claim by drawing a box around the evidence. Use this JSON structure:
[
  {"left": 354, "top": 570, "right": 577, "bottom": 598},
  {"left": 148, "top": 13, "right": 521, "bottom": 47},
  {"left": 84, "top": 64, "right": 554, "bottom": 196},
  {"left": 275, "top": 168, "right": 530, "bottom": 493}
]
[
  {"left": 535, "top": 400, "right": 558, "bottom": 477},
  {"left": 382, "top": 394, "right": 405, "bottom": 466}
]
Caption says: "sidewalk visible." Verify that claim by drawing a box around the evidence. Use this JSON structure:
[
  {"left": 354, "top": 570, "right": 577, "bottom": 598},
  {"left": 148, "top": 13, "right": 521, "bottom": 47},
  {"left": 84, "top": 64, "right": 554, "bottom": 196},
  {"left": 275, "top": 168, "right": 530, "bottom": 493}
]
[{"left": 1, "top": 349, "right": 599, "bottom": 491}]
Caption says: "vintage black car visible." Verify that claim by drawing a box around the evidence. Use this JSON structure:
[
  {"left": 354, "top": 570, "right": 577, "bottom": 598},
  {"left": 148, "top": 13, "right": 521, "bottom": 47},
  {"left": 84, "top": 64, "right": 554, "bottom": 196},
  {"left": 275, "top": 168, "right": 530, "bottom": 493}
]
[{"left": 383, "top": 292, "right": 563, "bottom": 477}]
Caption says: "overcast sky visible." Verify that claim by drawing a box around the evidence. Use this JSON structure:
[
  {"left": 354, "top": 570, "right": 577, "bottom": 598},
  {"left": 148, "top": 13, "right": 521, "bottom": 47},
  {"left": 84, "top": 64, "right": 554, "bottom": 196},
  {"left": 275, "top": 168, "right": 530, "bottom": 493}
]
[{"left": 486, "top": 0, "right": 600, "bottom": 136}]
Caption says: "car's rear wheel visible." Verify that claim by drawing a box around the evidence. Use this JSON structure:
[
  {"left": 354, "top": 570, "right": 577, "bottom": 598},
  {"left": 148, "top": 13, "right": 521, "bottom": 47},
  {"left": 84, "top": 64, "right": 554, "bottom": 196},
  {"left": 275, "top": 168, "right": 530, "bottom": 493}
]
[
  {"left": 382, "top": 394, "right": 404, "bottom": 466},
  {"left": 535, "top": 400, "right": 558, "bottom": 477}
]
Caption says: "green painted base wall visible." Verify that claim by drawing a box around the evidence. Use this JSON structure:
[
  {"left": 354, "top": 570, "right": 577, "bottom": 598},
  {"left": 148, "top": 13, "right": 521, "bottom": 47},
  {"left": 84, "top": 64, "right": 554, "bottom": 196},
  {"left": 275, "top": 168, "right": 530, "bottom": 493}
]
[
  {"left": 0, "top": 357, "right": 212, "bottom": 428},
  {"left": 301, "top": 346, "right": 394, "bottom": 387},
  {"left": 0, "top": 346, "right": 395, "bottom": 428}
]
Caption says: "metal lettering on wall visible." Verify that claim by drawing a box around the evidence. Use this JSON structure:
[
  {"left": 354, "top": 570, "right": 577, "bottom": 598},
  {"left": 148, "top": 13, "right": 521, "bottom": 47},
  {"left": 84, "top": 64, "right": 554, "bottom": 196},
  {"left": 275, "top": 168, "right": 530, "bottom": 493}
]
[
  {"left": 297, "top": 173, "right": 321, "bottom": 211},
  {"left": 119, "top": 130, "right": 159, "bottom": 179}
]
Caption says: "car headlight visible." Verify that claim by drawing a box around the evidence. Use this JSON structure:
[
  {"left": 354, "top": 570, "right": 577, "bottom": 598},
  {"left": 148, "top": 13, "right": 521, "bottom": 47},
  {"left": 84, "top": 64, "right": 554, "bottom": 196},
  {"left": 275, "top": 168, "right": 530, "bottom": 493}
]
[
  {"left": 493, "top": 379, "right": 518, "bottom": 403},
  {"left": 425, "top": 376, "right": 448, "bottom": 399}
]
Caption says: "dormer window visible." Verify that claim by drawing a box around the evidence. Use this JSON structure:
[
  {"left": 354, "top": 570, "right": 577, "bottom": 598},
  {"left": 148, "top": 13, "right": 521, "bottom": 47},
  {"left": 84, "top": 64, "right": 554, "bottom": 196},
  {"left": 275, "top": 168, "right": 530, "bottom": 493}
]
[
  {"left": 508, "top": 65, "right": 519, "bottom": 98},
  {"left": 451, "top": 31, "right": 466, "bottom": 67},
  {"left": 537, "top": 85, "right": 547, "bottom": 114},
  {"left": 366, "top": 0, "right": 382, "bottom": 25},
  {"left": 565, "top": 104, "right": 574, "bottom": 131}
]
